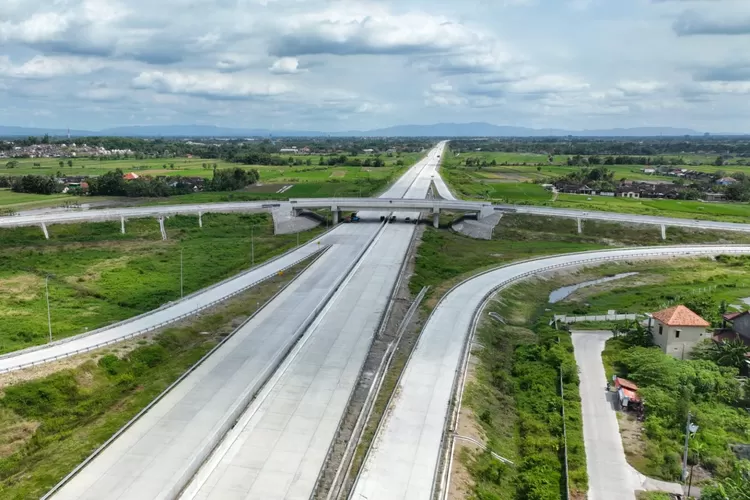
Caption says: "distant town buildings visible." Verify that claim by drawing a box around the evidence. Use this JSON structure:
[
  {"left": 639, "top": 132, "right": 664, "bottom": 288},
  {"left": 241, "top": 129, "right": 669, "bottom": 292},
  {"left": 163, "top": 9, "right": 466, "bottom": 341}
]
[{"left": 0, "top": 143, "right": 133, "bottom": 159}]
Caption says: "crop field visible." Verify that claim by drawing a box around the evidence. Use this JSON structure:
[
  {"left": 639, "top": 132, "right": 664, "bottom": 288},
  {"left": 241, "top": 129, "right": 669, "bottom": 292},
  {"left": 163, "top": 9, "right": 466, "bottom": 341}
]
[
  {"left": 0, "top": 213, "right": 323, "bottom": 354},
  {"left": 0, "top": 153, "right": 420, "bottom": 179}
]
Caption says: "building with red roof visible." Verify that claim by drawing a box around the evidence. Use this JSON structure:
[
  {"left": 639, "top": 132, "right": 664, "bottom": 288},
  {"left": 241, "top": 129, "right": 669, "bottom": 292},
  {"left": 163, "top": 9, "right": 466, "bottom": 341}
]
[{"left": 649, "top": 305, "right": 710, "bottom": 359}]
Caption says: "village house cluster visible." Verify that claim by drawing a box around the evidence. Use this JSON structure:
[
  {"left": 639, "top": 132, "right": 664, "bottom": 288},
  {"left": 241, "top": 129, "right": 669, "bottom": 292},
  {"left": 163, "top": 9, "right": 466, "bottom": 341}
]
[{"left": 0, "top": 143, "right": 133, "bottom": 159}]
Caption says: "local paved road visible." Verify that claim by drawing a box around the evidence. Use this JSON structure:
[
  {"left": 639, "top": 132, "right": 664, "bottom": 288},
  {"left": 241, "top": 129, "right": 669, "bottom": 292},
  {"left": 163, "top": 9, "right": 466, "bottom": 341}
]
[
  {"left": 351, "top": 245, "right": 750, "bottom": 500},
  {"left": 572, "top": 330, "right": 638, "bottom": 500}
]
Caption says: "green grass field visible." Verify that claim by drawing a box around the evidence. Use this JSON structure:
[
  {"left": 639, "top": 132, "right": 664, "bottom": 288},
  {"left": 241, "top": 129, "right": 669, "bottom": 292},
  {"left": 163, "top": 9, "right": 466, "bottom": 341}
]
[
  {"left": 0, "top": 213, "right": 322, "bottom": 354},
  {"left": 0, "top": 153, "right": 421, "bottom": 179}
]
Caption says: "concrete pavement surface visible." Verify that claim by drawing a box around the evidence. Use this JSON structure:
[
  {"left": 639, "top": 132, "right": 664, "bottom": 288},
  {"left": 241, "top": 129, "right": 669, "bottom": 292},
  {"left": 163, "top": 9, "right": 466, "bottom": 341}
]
[
  {"left": 182, "top": 224, "right": 415, "bottom": 500},
  {"left": 572, "top": 330, "right": 639, "bottom": 500},
  {"left": 51, "top": 224, "right": 380, "bottom": 500},
  {"left": 180, "top": 143, "right": 446, "bottom": 499},
  {"left": 49, "top": 142, "right": 446, "bottom": 499},
  {"left": 351, "top": 245, "right": 750, "bottom": 500}
]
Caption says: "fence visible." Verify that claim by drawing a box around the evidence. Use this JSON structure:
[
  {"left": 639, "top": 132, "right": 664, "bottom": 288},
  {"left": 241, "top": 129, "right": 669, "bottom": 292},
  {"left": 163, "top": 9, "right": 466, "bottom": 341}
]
[{"left": 554, "top": 313, "right": 638, "bottom": 324}]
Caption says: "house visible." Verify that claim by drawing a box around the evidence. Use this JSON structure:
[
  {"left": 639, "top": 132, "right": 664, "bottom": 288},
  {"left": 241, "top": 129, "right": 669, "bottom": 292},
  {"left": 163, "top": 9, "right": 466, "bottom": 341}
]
[
  {"left": 362, "top": 149, "right": 374, "bottom": 154},
  {"left": 649, "top": 305, "right": 710, "bottom": 359},
  {"left": 722, "top": 311, "right": 750, "bottom": 342},
  {"left": 617, "top": 187, "right": 640, "bottom": 198},
  {"left": 704, "top": 192, "right": 727, "bottom": 202},
  {"left": 716, "top": 177, "right": 737, "bottom": 186},
  {"left": 642, "top": 168, "right": 656, "bottom": 174},
  {"left": 123, "top": 172, "right": 139, "bottom": 181},
  {"left": 279, "top": 147, "right": 298, "bottom": 154}
]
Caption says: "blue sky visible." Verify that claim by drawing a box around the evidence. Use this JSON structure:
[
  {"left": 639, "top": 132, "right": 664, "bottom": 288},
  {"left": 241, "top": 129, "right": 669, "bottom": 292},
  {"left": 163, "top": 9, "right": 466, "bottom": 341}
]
[{"left": 1, "top": 0, "right": 749, "bottom": 132}]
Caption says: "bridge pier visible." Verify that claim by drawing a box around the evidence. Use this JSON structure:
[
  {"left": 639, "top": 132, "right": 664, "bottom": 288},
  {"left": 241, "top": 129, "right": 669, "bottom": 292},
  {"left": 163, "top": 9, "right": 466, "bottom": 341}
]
[
  {"left": 40, "top": 222, "right": 49, "bottom": 240},
  {"left": 577, "top": 218, "right": 582, "bottom": 234},
  {"left": 433, "top": 212, "right": 440, "bottom": 228},
  {"left": 120, "top": 216, "right": 126, "bottom": 234},
  {"left": 661, "top": 224, "right": 666, "bottom": 240},
  {"left": 332, "top": 210, "right": 340, "bottom": 225},
  {"left": 198, "top": 212, "right": 203, "bottom": 228}
]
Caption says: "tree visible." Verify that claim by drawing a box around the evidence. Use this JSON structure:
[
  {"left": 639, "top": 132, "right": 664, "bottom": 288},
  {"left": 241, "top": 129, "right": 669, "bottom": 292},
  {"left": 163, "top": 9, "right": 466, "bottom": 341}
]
[
  {"left": 703, "top": 339, "right": 750, "bottom": 370},
  {"left": 67, "top": 159, "right": 73, "bottom": 167},
  {"left": 714, "top": 156, "right": 725, "bottom": 167},
  {"left": 5, "top": 160, "right": 18, "bottom": 168},
  {"left": 59, "top": 161, "right": 64, "bottom": 168},
  {"left": 702, "top": 460, "right": 750, "bottom": 500}
]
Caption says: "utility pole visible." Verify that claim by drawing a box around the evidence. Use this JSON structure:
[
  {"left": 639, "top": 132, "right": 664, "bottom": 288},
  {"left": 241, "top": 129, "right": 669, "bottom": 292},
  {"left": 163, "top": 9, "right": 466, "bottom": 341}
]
[
  {"left": 251, "top": 225, "right": 255, "bottom": 267},
  {"left": 45, "top": 275, "right": 53, "bottom": 343},
  {"left": 180, "top": 248, "right": 184, "bottom": 299},
  {"left": 297, "top": 231, "right": 300, "bottom": 248},
  {"left": 682, "top": 412, "right": 698, "bottom": 481}
]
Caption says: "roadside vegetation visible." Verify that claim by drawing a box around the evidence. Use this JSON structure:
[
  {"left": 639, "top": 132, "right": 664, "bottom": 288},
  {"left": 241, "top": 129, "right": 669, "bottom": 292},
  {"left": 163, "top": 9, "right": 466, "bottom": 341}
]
[
  {"left": 0, "top": 258, "right": 312, "bottom": 499},
  {"left": 0, "top": 213, "right": 322, "bottom": 354},
  {"left": 461, "top": 277, "right": 591, "bottom": 499},
  {"left": 410, "top": 214, "right": 750, "bottom": 306}
]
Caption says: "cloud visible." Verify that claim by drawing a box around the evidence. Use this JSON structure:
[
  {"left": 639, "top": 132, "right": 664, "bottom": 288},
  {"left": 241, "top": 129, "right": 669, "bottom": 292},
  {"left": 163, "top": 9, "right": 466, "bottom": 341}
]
[
  {"left": 0, "top": 55, "right": 105, "bottom": 79},
  {"left": 269, "top": 57, "right": 301, "bottom": 74},
  {"left": 615, "top": 80, "right": 668, "bottom": 95},
  {"left": 131, "top": 71, "right": 293, "bottom": 100},
  {"left": 269, "top": 5, "right": 481, "bottom": 57},
  {"left": 673, "top": 10, "right": 750, "bottom": 36},
  {"left": 693, "top": 64, "right": 750, "bottom": 82}
]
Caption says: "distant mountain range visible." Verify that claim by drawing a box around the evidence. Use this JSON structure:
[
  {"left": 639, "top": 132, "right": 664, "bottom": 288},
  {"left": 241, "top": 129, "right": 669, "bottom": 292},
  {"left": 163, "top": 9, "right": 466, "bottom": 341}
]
[{"left": 0, "top": 122, "right": 715, "bottom": 138}]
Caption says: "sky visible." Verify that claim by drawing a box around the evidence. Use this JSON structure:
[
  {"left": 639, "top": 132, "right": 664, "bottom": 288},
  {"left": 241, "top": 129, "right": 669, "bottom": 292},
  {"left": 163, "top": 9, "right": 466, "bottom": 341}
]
[{"left": 1, "top": 0, "right": 750, "bottom": 132}]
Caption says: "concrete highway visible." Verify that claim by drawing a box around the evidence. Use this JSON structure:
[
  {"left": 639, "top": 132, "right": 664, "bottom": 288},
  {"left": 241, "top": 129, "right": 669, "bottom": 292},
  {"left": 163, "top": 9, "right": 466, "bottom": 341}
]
[
  {"left": 351, "top": 245, "right": 750, "bottom": 500},
  {"left": 179, "top": 142, "right": 447, "bottom": 500},
  {"left": 48, "top": 142, "right": 446, "bottom": 499}
]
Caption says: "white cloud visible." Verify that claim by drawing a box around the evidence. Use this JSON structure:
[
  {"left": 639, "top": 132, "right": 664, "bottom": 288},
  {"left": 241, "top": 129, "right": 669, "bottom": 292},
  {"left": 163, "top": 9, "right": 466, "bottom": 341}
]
[
  {"left": 269, "top": 57, "right": 301, "bottom": 74},
  {"left": 131, "top": 70, "right": 293, "bottom": 100},
  {"left": 615, "top": 80, "right": 668, "bottom": 95},
  {"left": 0, "top": 55, "right": 104, "bottom": 79}
]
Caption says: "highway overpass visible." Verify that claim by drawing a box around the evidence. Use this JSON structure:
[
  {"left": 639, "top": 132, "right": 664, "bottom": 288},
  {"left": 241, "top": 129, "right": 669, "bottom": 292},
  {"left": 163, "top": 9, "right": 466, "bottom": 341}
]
[{"left": 289, "top": 198, "right": 493, "bottom": 226}]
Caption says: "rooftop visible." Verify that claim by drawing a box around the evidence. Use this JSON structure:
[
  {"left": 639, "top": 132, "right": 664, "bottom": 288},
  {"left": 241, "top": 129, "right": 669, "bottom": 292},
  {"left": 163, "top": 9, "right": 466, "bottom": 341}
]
[{"left": 652, "top": 305, "right": 710, "bottom": 327}]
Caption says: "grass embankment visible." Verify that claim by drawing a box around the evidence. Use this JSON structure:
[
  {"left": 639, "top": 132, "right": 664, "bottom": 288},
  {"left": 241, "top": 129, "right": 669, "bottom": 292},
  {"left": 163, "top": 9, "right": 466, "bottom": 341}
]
[
  {"left": 410, "top": 214, "right": 750, "bottom": 306},
  {"left": 461, "top": 278, "right": 588, "bottom": 499},
  {"left": 0, "top": 258, "right": 312, "bottom": 499},
  {"left": 0, "top": 213, "right": 322, "bottom": 354},
  {"left": 552, "top": 256, "right": 750, "bottom": 318}
]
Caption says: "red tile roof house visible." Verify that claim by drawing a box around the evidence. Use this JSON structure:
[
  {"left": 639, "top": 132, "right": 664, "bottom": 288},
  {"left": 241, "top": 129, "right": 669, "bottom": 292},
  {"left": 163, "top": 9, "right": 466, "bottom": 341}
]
[
  {"left": 123, "top": 172, "right": 140, "bottom": 180},
  {"left": 648, "top": 305, "right": 710, "bottom": 359}
]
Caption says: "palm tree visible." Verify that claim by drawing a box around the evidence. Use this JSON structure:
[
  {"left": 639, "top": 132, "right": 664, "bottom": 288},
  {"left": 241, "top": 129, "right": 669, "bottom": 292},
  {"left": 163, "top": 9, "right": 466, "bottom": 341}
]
[{"left": 710, "top": 339, "right": 750, "bottom": 370}]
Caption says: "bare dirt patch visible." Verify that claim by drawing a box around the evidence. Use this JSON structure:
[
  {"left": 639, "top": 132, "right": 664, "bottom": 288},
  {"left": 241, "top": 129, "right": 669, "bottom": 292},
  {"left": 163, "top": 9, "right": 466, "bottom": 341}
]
[
  {"left": 0, "top": 274, "right": 43, "bottom": 302},
  {"left": 330, "top": 170, "right": 347, "bottom": 178},
  {"left": 0, "top": 408, "right": 39, "bottom": 459},
  {"left": 65, "top": 255, "right": 131, "bottom": 284}
]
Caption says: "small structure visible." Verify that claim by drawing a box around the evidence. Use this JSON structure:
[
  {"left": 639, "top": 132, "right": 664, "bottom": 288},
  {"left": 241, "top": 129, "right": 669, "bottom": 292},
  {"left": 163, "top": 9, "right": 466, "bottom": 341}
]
[
  {"left": 649, "top": 305, "right": 710, "bottom": 359},
  {"left": 722, "top": 311, "right": 750, "bottom": 341},
  {"left": 716, "top": 177, "right": 737, "bottom": 186},
  {"left": 123, "top": 172, "right": 139, "bottom": 181},
  {"left": 613, "top": 377, "right": 642, "bottom": 411},
  {"left": 704, "top": 192, "right": 727, "bottom": 202}
]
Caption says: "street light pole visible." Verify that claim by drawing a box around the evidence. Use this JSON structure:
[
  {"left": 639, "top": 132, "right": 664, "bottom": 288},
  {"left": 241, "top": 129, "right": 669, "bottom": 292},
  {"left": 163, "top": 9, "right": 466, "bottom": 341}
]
[
  {"left": 45, "top": 275, "right": 52, "bottom": 343},
  {"left": 251, "top": 225, "right": 255, "bottom": 267}
]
